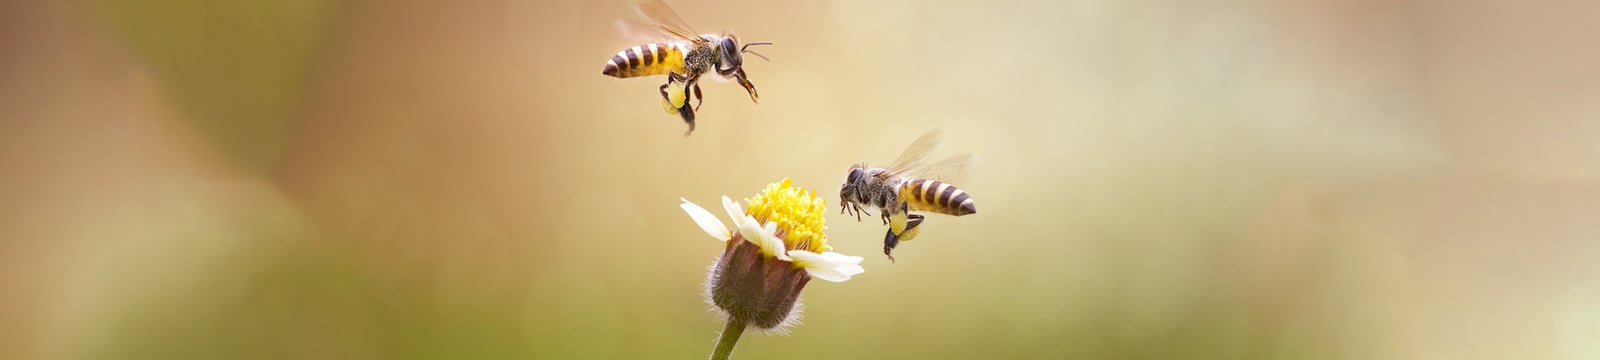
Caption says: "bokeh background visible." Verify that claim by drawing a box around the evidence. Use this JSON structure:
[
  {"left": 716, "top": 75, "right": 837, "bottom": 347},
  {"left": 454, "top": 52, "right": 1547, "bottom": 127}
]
[{"left": 3, "top": 0, "right": 1599, "bottom": 358}]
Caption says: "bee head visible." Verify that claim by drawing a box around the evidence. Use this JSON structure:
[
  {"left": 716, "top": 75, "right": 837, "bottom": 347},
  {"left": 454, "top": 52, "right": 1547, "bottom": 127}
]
[
  {"left": 840, "top": 164, "right": 865, "bottom": 199},
  {"left": 716, "top": 34, "right": 771, "bottom": 76},
  {"left": 839, "top": 164, "right": 867, "bottom": 218}
]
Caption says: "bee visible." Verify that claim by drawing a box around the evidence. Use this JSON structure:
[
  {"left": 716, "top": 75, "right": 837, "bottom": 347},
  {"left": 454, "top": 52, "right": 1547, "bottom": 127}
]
[
  {"left": 601, "top": 0, "right": 771, "bottom": 136},
  {"left": 839, "top": 130, "right": 978, "bottom": 262}
]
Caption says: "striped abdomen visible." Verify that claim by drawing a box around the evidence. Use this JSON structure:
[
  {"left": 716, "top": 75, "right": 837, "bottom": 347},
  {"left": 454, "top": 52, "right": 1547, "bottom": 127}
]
[
  {"left": 898, "top": 179, "right": 977, "bottom": 216},
  {"left": 601, "top": 43, "right": 686, "bottom": 78}
]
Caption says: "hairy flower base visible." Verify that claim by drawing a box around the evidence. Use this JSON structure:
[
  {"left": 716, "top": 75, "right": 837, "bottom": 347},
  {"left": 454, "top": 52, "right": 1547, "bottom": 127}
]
[{"left": 708, "top": 234, "right": 811, "bottom": 331}]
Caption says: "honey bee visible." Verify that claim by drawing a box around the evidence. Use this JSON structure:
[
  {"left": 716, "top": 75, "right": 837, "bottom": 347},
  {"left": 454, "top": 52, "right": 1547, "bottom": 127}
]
[
  {"left": 601, "top": 0, "right": 771, "bottom": 136},
  {"left": 839, "top": 130, "right": 978, "bottom": 261}
]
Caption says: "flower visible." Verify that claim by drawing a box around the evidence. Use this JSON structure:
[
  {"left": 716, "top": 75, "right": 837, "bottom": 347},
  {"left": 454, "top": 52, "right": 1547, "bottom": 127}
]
[{"left": 680, "top": 178, "right": 865, "bottom": 334}]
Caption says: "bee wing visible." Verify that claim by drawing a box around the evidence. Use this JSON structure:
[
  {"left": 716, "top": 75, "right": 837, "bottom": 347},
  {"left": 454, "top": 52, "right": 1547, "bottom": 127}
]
[
  {"left": 615, "top": 18, "right": 680, "bottom": 44},
  {"left": 615, "top": 18, "right": 703, "bottom": 44},
  {"left": 625, "top": 0, "right": 707, "bottom": 44},
  {"left": 880, "top": 129, "right": 944, "bottom": 179},
  {"left": 908, "top": 153, "right": 977, "bottom": 185}
]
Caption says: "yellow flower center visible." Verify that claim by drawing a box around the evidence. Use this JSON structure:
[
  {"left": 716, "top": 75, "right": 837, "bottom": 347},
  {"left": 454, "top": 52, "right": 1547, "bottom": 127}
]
[{"left": 743, "top": 178, "right": 830, "bottom": 252}]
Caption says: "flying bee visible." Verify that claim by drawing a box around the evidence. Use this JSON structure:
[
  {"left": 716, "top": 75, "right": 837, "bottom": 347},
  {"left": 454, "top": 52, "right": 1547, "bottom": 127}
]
[
  {"left": 601, "top": 0, "right": 771, "bottom": 136},
  {"left": 839, "top": 130, "right": 978, "bottom": 262}
]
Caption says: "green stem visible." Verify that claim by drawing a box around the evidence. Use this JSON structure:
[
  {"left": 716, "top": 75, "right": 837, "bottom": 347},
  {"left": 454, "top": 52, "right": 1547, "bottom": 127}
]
[{"left": 709, "top": 319, "right": 747, "bottom": 360}]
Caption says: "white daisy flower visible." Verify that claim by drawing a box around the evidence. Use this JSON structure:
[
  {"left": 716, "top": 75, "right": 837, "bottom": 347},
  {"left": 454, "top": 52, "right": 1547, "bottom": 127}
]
[{"left": 679, "top": 178, "right": 867, "bottom": 360}]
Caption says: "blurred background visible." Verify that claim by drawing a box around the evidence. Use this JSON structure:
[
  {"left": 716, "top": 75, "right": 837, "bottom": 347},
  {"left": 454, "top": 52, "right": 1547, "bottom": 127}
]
[{"left": 3, "top": 0, "right": 1598, "bottom": 358}]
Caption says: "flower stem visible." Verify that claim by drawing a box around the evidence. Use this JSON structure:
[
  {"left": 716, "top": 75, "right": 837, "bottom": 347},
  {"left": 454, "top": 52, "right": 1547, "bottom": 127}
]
[{"left": 709, "top": 319, "right": 747, "bottom": 360}]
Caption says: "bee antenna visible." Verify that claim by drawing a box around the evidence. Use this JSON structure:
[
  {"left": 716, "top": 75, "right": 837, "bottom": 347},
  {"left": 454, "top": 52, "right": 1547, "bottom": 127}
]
[
  {"left": 744, "top": 50, "right": 770, "bottom": 62},
  {"left": 741, "top": 42, "right": 773, "bottom": 61}
]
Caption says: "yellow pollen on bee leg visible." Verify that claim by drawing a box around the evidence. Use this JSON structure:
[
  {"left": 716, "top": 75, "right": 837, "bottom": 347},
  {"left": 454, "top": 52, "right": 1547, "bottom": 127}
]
[
  {"left": 899, "top": 226, "right": 921, "bottom": 242},
  {"left": 660, "top": 84, "right": 688, "bottom": 114}
]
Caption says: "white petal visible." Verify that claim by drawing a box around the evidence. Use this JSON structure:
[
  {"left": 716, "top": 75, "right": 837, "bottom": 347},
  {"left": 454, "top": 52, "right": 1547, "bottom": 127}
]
[
  {"left": 769, "top": 236, "right": 792, "bottom": 261},
  {"left": 680, "top": 198, "right": 731, "bottom": 241},
  {"left": 763, "top": 222, "right": 792, "bottom": 261},
  {"left": 803, "top": 266, "right": 848, "bottom": 282},
  {"left": 737, "top": 217, "right": 766, "bottom": 247},
  {"left": 737, "top": 218, "right": 792, "bottom": 261},
  {"left": 788, "top": 250, "right": 865, "bottom": 282},
  {"left": 721, "top": 196, "right": 744, "bottom": 228}
]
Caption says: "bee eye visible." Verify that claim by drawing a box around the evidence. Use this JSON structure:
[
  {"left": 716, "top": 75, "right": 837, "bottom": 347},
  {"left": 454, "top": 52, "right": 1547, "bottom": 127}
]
[{"left": 720, "top": 39, "right": 740, "bottom": 63}]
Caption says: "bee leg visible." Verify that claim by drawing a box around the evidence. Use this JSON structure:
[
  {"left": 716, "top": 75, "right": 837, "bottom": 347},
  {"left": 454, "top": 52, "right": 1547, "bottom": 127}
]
[
  {"left": 678, "top": 104, "right": 696, "bottom": 137},
  {"left": 882, "top": 215, "right": 923, "bottom": 263},
  {"left": 734, "top": 68, "right": 759, "bottom": 103},
  {"left": 883, "top": 229, "right": 899, "bottom": 263},
  {"left": 881, "top": 200, "right": 907, "bottom": 226},
  {"left": 904, "top": 213, "right": 925, "bottom": 233},
  {"left": 691, "top": 81, "right": 704, "bottom": 111},
  {"left": 661, "top": 73, "right": 684, "bottom": 103},
  {"left": 659, "top": 75, "right": 694, "bottom": 136}
]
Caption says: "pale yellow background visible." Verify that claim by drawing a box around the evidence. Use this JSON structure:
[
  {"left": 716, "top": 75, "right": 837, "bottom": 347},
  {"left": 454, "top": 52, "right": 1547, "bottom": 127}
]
[{"left": 3, "top": 0, "right": 1599, "bottom": 359}]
